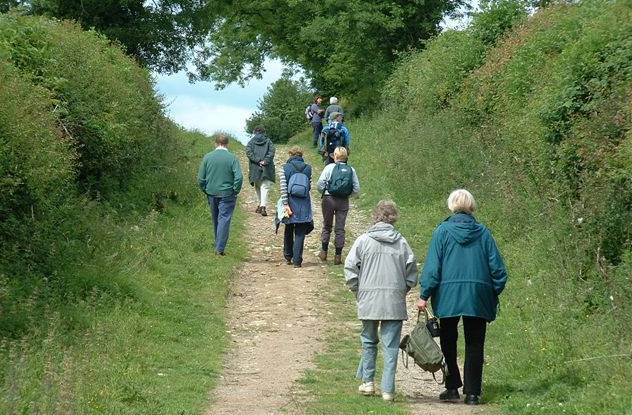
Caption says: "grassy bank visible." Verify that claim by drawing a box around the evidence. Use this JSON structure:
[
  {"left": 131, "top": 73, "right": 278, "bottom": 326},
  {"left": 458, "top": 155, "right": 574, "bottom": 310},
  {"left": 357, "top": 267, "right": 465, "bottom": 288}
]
[
  {"left": 290, "top": 1, "right": 631, "bottom": 413},
  {"left": 0, "top": 132, "right": 246, "bottom": 414}
]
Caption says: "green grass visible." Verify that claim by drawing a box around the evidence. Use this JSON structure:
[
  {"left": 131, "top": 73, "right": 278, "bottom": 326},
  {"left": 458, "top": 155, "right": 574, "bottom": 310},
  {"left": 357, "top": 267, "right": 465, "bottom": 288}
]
[{"left": 0, "top": 133, "right": 246, "bottom": 414}]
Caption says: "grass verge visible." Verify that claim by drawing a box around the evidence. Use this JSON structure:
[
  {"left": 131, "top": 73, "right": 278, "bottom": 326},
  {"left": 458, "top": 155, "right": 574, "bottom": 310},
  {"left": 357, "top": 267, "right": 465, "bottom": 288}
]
[{"left": 0, "top": 132, "right": 246, "bottom": 414}]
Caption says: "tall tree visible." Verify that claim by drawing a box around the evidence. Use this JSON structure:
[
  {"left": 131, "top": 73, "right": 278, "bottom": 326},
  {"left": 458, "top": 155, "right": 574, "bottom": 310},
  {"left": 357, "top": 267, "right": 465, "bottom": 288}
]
[
  {"left": 193, "top": 0, "right": 465, "bottom": 107},
  {"left": 0, "top": 0, "right": 219, "bottom": 73}
]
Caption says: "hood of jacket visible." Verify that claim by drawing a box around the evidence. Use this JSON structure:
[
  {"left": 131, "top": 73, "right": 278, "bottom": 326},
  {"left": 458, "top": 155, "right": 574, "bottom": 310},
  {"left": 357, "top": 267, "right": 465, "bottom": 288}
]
[
  {"left": 252, "top": 133, "right": 268, "bottom": 146},
  {"left": 443, "top": 213, "right": 485, "bottom": 245},
  {"left": 367, "top": 222, "right": 402, "bottom": 244}
]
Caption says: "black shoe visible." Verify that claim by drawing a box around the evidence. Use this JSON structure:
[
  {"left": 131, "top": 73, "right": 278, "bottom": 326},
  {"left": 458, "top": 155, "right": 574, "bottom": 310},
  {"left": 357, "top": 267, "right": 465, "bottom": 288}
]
[
  {"left": 464, "top": 395, "right": 480, "bottom": 405},
  {"left": 255, "top": 206, "right": 262, "bottom": 213},
  {"left": 285, "top": 257, "right": 292, "bottom": 265},
  {"left": 215, "top": 251, "right": 225, "bottom": 256},
  {"left": 260, "top": 207, "right": 268, "bottom": 216},
  {"left": 293, "top": 263, "right": 302, "bottom": 268},
  {"left": 439, "top": 389, "right": 460, "bottom": 402}
]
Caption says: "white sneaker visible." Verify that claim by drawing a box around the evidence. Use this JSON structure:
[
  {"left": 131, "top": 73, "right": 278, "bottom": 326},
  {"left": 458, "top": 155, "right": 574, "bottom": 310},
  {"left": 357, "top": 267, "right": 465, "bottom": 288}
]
[
  {"left": 382, "top": 392, "right": 394, "bottom": 401},
  {"left": 358, "top": 381, "right": 375, "bottom": 395}
]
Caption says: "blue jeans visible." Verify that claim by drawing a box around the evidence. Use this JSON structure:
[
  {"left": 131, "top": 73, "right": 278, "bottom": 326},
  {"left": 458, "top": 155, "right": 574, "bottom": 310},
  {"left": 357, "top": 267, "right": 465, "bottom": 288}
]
[
  {"left": 356, "top": 320, "right": 403, "bottom": 394},
  {"left": 207, "top": 194, "right": 237, "bottom": 253}
]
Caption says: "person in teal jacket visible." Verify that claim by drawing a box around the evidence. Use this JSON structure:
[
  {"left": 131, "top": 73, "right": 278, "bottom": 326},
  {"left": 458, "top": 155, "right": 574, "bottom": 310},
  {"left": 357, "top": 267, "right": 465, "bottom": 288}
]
[{"left": 417, "top": 189, "right": 507, "bottom": 406}]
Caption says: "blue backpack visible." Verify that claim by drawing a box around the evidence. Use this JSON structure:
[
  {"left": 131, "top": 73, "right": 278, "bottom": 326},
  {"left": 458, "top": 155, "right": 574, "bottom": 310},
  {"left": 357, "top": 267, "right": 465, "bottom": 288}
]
[{"left": 287, "top": 162, "right": 310, "bottom": 198}]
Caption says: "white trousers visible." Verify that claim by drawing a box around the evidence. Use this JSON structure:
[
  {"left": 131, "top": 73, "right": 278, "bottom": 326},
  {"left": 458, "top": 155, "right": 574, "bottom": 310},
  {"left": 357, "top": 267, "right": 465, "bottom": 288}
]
[{"left": 254, "top": 179, "right": 273, "bottom": 207}]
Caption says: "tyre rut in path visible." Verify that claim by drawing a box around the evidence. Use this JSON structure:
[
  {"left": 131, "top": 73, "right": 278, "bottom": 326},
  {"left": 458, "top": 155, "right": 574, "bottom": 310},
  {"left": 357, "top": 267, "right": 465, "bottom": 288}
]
[{"left": 206, "top": 150, "right": 329, "bottom": 415}]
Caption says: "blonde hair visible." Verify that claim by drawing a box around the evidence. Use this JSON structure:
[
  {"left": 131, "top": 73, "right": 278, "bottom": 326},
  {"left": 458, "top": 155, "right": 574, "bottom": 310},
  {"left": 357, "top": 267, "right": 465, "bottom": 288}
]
[
  {"left": 288, "top": 146, "right": 304, "bottom": 157},
  {"left": 447, "top": 189, "right": 476, "bottom": 213},
  {"left": 333, "top": 147, "right": 348, "bottom": 162},
  {"left": 373, "top": 200, "right": 399, "bottom": 224}
]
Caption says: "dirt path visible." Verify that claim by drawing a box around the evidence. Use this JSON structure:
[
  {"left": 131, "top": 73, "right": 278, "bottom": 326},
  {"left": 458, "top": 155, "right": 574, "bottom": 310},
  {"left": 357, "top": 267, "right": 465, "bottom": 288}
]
[
  {"left": 206, "top": 150, "right": 329, "bottom": 415},
  {"left": 206, "top": 148, "right": 484, "bottom": 415},
  {"left": 344, "top": 201, "right": 486, "bottom": 415}
]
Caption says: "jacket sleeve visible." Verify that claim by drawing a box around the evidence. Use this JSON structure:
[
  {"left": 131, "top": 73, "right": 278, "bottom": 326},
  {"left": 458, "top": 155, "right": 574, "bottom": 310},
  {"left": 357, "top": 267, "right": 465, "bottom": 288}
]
[
  {"left": 344, "top": 236, "right": 364, "bottom": 292},
  {"left": 403, "top": 241, "right": 418, "bottom": 292},
  {"left": 420, "top": 227, "right": 443, "bottom": 300},
  {"left": 317, "top": 164, "right": 331, "bottom": 193},
  {"left": 197, "top": 156, "right": 208, "bottom": 193},
  {"left": 485, "top": 230, "right": 508, "bottom": 296},
  {"left": 264, "top": 141, "right": 275, "bottom": 165},
  {"left": 343, "top": 126, "right": 351, "bottom": 147},
  {"left": 245, "top": 140, "right": 257, "bottom": 163},
  {"left": 232, "top": 157, "right": 243, "bottom": 194},
  {"left": 351, "top": 167, "right": 360, "bottom": 196}
]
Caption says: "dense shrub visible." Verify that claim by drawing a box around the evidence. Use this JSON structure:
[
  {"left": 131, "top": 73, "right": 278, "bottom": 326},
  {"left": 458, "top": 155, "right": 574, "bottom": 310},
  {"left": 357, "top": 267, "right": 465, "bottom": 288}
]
[
  {"left": 0, "top": 60, "right": 77, "bottom": 275},
  {"left": 245, "top": 76, "right": 313, "bottom": 143},
  {"left": 0, "top": 14, "right": 168, "bottom": 195}
]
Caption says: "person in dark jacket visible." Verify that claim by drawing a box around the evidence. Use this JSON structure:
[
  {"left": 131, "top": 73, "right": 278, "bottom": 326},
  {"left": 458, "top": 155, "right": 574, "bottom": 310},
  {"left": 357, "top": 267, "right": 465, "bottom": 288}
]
[
  {"left": 324, "top": 96, "right": 344, "bottom": 122},
  {"left": 197, "top": 133, "right": 243, "bottom": 255},
  {"left": 309, "top": 95, "right": 324, "bottom": 147},
  {"left": 245, "top": 126, "right": 276, "bottom": 216},
  {"left": 417, "top": 189, "right": 508, "bottom": 406},
  {"left": 279, "top": 147, "right": 313, "bottom": 267}
]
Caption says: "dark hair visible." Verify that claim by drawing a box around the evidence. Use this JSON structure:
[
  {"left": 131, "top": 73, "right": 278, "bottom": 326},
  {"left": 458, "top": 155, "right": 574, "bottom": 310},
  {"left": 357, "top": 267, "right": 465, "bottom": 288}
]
[
  {"left": 314, "top": 95, "right": 322, "bottom": 102},
  {"left": 253, "top": 125, "right": 265, "bottom": 134},
  {"left": 215, "top": 133, "right": 229, "bottom": 146}
]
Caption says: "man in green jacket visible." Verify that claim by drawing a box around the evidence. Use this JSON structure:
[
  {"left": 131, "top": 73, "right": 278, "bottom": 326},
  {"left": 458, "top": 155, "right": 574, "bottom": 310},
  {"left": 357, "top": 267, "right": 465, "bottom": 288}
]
[{"left": 197, "top": 133, "right": 243, "bottom": 255}]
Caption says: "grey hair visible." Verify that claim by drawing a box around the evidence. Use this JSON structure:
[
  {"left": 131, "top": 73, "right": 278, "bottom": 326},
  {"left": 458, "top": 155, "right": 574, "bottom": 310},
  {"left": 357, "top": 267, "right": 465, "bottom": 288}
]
[
  {"left": 373, "top": 200, "right": 399, "bottom": 224},
  {"left": 330, "top": 96, "right": 338, "bottom": 104},
  {"left": 447, "top": 189, "right": 476, "bottom": 213}
]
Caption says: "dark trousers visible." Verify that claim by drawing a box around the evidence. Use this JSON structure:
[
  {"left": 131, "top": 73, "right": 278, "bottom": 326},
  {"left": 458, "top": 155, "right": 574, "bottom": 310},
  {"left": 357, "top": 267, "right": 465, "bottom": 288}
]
[
  {"left": 207, "top": 194, "right": 237, "bottom": 253},
  {"left": 440, "top": 316, "right": 487, "bottom": 395},
  {"left": 321, "top": 195, "right": 349, "bottom": 249},
  {"left": 312, "top": 121, "right": 322, "bottom": 146},
  {"left": 283, "top": 222, "right": 309, "bottom": 265}
]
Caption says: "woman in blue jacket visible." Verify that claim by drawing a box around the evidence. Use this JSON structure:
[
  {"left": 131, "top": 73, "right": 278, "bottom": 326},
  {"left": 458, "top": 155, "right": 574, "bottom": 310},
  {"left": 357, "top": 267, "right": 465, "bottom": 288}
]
[
  {"left": 417, "top": 189, "right": 507, "bottom": 406},
  {"left": 279, "top": 147, "right": 313, "bottom": 267}
]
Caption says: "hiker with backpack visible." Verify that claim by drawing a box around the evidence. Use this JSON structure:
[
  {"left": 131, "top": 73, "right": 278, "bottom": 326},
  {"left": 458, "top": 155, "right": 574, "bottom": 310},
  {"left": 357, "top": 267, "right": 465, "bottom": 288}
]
[
  {"left": 417, "top": 189, "right": 508, "bottom": 406},
  {"left": 344, "top": 200, "right": 418, "bottom": 402},
  {"left": 316, "top": 147, "right": 360, "bottom": 265},
  {"left": 197, "top": 133, "right": 243, "bottom": 256},
  {"left": 319, "top": 112, "right": 351, "bottom": 165},
  {"left": 324, "top": 96, "right": 344, "bottom": 122},
  {"left": 245, "top": 126, "right": 276, "bottom": 217},
  {"left": 307, "top": 95, "right": 324, "bottom": 147},
  {"left": 279, "top": 147, "right": 314, "bottom": 268}
]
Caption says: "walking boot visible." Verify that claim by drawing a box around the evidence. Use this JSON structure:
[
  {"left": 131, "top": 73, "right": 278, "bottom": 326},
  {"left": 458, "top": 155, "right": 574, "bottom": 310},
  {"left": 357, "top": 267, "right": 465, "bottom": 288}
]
[
  {"left": 255, "top": 206, "right": 262, "bottom": 213},
  {"left": 318, "top": 251, "right": 328, "bottom": 261},
  {"left": 334, "top": 254, "right": 342, "bottom": 265},
  {"left": 439, "top": 389, "right": 460, "bottom": 402},
  {"left": 260, "top": 206, "right": 268, "bottom": 216},
  {"left": 464, "top": 395, "right": 480, "bottom": 405}
]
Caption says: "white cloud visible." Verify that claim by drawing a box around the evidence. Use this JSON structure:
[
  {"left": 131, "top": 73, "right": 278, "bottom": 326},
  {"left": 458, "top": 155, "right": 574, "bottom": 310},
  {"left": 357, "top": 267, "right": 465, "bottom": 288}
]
[{"left": 165, "top": 95, "right": 253, "bottom": 144}]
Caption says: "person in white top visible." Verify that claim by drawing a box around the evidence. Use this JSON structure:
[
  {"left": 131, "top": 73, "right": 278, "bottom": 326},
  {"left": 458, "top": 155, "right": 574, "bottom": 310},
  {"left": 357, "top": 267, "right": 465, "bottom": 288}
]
[{"left": 316, "top": 147, "right": 360, "bottom": 264}]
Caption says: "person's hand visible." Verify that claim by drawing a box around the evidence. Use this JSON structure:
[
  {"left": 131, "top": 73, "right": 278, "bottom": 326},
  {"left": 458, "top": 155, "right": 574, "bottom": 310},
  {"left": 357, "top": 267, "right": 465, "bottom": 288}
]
[
  {"left": 283, "top": 205, "right": 292, "bottom": 218},
  {"left": 417, "top": 299, "right": 427, "bottom": 311},
  {"left": 259, "top": 161, "right": 265, "bottom": 166}
]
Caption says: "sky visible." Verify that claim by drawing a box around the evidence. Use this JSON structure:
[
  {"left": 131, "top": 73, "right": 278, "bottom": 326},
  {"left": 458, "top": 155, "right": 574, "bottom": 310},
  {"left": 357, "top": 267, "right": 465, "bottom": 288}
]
[
  {"left": 153, "top": 10, "right": 475, "bottom": 144},
  {"left": 154, "top": 60, "right": 286, "bottom": 144}
]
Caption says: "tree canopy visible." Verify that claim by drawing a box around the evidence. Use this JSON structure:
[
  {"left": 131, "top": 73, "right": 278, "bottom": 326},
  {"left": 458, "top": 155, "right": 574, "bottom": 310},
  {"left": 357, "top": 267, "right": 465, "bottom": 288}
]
[{"left": 1, "top": 0, "right": 465, "bottom": 105}]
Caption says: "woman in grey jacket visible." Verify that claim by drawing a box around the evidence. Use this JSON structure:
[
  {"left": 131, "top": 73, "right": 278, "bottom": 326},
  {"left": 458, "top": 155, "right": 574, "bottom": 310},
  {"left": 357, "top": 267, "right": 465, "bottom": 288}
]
[{"left": 344, "top": 200, "right": 418, "bottom": 401}]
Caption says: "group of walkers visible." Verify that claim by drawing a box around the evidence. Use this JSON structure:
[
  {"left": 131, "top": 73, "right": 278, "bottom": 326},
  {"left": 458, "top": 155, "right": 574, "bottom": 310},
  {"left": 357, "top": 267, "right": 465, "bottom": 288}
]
[{"left": 197, "top": 98, "right": 508, "bottom": 405}]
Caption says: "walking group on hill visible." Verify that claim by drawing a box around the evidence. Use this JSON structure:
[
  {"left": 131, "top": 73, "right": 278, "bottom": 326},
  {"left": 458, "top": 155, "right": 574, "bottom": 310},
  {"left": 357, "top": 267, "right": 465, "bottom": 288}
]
[{"left": 197, "top": 96, "right": 508, "bottom": 406}]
